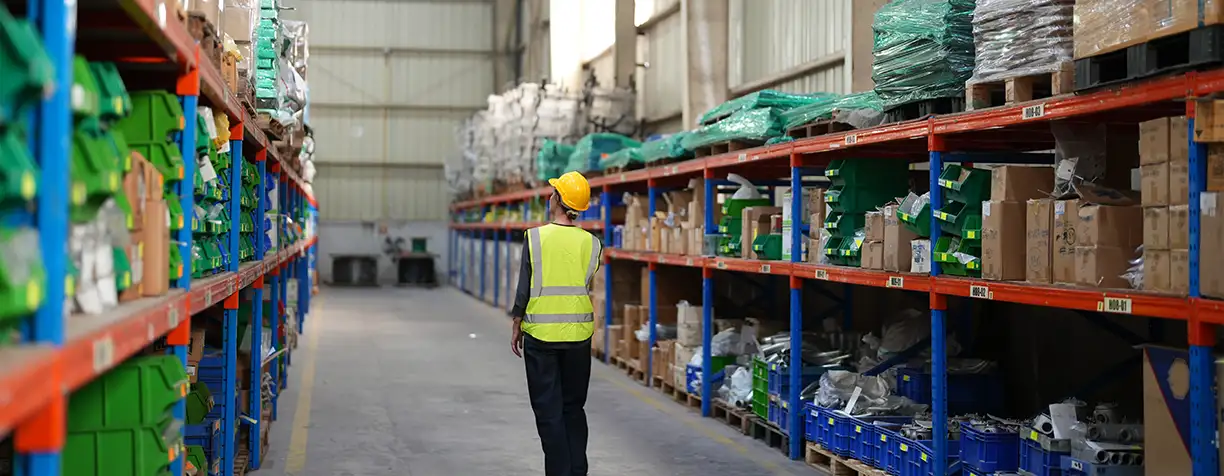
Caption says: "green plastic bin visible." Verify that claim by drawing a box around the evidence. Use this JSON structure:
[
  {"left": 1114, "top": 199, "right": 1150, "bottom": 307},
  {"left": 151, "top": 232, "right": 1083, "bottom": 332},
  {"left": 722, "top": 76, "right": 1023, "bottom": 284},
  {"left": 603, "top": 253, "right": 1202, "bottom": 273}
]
[
  {"left": 68, "top": 354, "right": 189, "bottom": 431},
  {"left": 65, "top": 423, "right": 182, "bottom": 476}
]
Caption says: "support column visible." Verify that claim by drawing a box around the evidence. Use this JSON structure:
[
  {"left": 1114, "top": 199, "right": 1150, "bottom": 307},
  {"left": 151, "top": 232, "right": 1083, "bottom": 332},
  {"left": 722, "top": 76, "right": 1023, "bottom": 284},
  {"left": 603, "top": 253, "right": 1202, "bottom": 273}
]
[
  {"left": 681, "top": 0, "right": 729, "bottom": 128},
  {"left": 602, "top": 187, "right": 613, "bottom": 364},
  {"left": 493, "top": 225, "right": 501, "bottom": 305},
  {"left": 701, "top": 171, "right": 715, "bottom": 417},
  {"left": 929, "top": 135, "right": 949, "bottom": 476},
  {"left": 481, "top": 206, "right": 488, "bottom": 300},
  {"left": 1188, "top": 106, "right": 1219, "bottom": 476},
  {"left": 222, "top": 292, "right": 240, "bottom": 476},
  {"left": 787, "top": 162, "right": 804, "bottom": 460},
  {"left": 647, "top": 181, "right": 659, "bottom": 384}
]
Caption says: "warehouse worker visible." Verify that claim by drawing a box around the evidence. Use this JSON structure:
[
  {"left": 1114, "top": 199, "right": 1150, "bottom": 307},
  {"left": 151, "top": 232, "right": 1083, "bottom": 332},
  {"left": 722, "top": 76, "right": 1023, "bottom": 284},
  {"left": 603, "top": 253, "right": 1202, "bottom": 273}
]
[{"left": 509, "top": 171, "right": 603, "bottom": 476}]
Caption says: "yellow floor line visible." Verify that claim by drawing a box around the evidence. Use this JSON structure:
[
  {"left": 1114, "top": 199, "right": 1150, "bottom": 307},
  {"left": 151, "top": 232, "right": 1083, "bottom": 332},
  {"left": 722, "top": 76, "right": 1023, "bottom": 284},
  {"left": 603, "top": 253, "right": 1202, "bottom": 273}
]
[{"left": 285, "top": 298, "right": 324, "bottom": 474}]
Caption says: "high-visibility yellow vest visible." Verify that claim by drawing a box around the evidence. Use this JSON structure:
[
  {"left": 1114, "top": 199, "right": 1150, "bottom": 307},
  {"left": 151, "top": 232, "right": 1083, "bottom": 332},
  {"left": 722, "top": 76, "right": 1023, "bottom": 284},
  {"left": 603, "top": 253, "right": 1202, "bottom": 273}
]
[{"left": 522, "top": 224, "right": 602, "bottom": 342}]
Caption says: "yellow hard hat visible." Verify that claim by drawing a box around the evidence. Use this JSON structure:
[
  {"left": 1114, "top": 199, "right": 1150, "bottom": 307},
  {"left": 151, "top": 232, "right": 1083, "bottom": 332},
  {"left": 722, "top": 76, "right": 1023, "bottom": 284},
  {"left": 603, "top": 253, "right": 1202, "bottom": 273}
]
[{"left": 548, "top": 171, "right": 591, "bottom": 211}]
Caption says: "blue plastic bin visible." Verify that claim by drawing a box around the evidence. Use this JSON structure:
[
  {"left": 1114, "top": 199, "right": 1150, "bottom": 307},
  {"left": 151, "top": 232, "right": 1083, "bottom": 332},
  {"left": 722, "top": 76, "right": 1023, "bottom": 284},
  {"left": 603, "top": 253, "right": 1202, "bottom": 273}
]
[
  {"left": 853, "top": 417, "right": 912, "bottom": 466},
  {"left": 803, "top": 403, "right": 822, "bottom": 442},
  {"left": 880, "top": 427, "right": 904, "bottom": 474},
  {"left": 1019, "top": 432, "right": 1070, "bottom": 476},
  {"left": 960, "top": 423, "right": 1020, "bottom": 473},
  {"left": 185, "top": 418, "right": 222, "bottom": 464},
  {"left": 829, "top": 411, "right": 857, "bottom": 457},
  {"left": 767, "top": 401, "right": 779, "bottom": 426},
  {"left": 777, "top": 401, "right": 790, "bottom": 435},
  {"left": 767, "top": 364, "right": 825, "bottom": 399},
  {"left": 901, "top": 437, "right": 961, "bottom": 476},
  {"left": 896, "top": 367, "right": 1004, "bottom": 414}
]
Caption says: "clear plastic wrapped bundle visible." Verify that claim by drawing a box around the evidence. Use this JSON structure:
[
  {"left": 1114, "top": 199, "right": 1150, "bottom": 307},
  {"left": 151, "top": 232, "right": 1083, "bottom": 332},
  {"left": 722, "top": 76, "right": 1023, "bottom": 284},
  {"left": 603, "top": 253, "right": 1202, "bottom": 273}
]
[
  {"left": 872, "top": 0, "right": 976, "bottom": 109},
  {"left": 780, "top": 92, "right": 886, "bottom": 131},
  {"left": 698, "top": 90, "right": 836, "bottom": 125},
  {"left": 566, "top": 133, "right": 641, "bottom": 173},
  {"left": 535, "top": 140, "right": 574, "bottom": 182},
  {"left": 681, "top": 108, "right": 786, "bottom": 151},
  {"left": 969, "top": 0, "right": 1073, "bottom": 85},
  {"left": 639, "top": 132, "right": 692, "bottom": 163}
]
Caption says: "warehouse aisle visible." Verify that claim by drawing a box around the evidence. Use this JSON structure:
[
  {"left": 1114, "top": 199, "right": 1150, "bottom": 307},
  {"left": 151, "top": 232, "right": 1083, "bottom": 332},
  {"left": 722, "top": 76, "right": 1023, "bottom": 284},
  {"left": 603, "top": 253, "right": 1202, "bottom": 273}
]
[{"left": 257, "top": 287, "right": 815, "bottom": 476}]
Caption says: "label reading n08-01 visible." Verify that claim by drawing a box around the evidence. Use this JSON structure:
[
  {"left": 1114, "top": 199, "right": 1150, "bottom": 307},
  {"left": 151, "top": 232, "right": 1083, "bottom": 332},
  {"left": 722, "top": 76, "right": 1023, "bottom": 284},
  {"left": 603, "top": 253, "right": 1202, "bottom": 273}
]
[
  {"left": 887, "top": 276, "right": 904, "bottom": 288},
  {"left": 1098, "top": 297, "right": 1133, "bottom": 314}
]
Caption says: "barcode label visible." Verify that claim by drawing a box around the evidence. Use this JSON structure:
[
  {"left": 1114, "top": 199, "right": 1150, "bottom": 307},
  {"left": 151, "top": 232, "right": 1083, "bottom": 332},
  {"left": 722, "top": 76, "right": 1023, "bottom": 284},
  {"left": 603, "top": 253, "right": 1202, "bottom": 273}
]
[
  {"left": 1022, "top": 104, "right": 1046, "bottom": 120},
  {"left": 716, "top": 261, "right": 727, "bottom": 270},
  {"left": 887, "top": 276, "right": 904, "bottom": 288},
  {"left": 969, "top": 285, "right": 991, "bottom": 299},
  {"left": 93, "top": 336, "right": 115, "bottom": 373},
  {"left": 815, "top": 269, "right": 828, "bottom": 280},
  {"left": 1099, "top": 297, "right": 1133, "bottom": 314},
  {"left": 760, "top": 264, "right": 771, "bottom": 273},
  {"left": 737, "top": 153, "right": 747, "bottom": 162},
  {"left": 844, "top": 134, "right": 858, "bottom": 145}
]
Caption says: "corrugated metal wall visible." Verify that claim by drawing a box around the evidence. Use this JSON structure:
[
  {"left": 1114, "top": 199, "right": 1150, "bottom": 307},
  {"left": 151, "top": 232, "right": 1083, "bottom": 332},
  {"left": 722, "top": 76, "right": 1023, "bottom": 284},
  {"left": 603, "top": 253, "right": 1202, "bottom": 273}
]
[
  {"left": 727, "top": 0, "right": 852, "bottom": 95},
  {"left": 286, "top": 0, "right": 495, "bottom": 222}
]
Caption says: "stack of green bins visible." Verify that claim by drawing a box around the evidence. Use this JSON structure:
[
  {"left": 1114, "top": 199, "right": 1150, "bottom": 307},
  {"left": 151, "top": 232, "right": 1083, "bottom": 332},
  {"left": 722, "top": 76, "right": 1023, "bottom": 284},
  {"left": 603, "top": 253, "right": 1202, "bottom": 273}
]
[
  {"left": 254, "top": 0, "right": 280, "bottom": 112},
  {"left": 240, "top": 163, "right": 260, "bottom": 262},
  {"left": 69, "top": 56, "right": 124, "bottom": 224},
  {"left": 716, "top": 196, "right": 771, "bottom": 257},
  {"left": 752, "top": 357, "right": 769, "bottom": 419},
  {"left": 820, "top": 159, "right": 908, "bottom": 266},
  {"left": 932, "top": 164, "right": 990, "bottom": 277},
  {"left": 118, "top": 91, "right": 182, "bottom": 283},
  {"left": 66, "top": 354, "right": 190, "bottom": 476},
  {"left": 0, "top": 4, "right": 51, "bottom": 331},
  {"left": 191, "top": 113, "right": 229, "bottom": 278}
]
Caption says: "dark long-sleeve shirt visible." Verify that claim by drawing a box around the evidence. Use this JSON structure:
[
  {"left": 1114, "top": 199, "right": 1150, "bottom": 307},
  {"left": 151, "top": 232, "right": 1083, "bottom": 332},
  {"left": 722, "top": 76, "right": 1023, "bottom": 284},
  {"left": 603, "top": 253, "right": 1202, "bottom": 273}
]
[{"left": 510, "top": 224, "right": 602, "bottom": 318}]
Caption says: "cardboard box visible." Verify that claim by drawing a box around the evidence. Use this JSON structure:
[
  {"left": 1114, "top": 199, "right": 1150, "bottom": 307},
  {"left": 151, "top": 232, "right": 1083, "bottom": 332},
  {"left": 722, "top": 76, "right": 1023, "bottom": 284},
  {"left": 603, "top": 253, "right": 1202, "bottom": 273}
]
[
  {"left": 143, "top": 200, "right": 169, "bottom": 296},
  {"left": 1169, "top": 205, "right": 1190, "bottom": 249},
  {"left": 676, "top": 301, "right": 702, "bottom": 347},
  {"left": 864, "top": 211, "right": 885, "bottom": 241},
  {"left": 741, "top": 206, "right": 781, "bottom": 259},
  {"left": 186, "top": 329, "right": 206, "bottom": 383},
  {"left": 1026, "top": 199, "right": 1054, "bottom": 283},
  {"left": 1053, "top": 200, "right": 1081, "bottom": 283},
  {"left": 883, "top": 204, "right": 918, "bottom": 272},
  {"left": 982, "top": 201, "right": 1026, "bottom": 281},
  {"left": 123, "top": 159, "right": 148, "bottom": 229},
  {"left": 1078, "top": 205, "right": 1143, "bottom": 249},
  {"left": 1170, "top": 161, "right": 1189, "bottom": 205},
  {"left": 1140, "top": 117, "right": 1171, "bottom": 165},
  {"left": 1144, "top": 249, "right": 1170, "bottom": 292},
  {"left": 1210, "top": 145, "right": 1224, "bottom": 191},
  {"left": 222, "top": 1, "right": 256, "bottom": 42},
  {"left": 1076, "top": 245, "right": 1134, "bottom": 289},
  {"left": 649, "top": 217, "right": 663, "bottom": 252},
  {"left": 1170, "top": 116, "right": 1189, "bottom": 163},
  {"left": 1144, "top": 207, "right": 1170, "bottom": 250},
  {"left": 623, "top": 304, "right": 641, "bottom": 349},
  {"left": 1170, "top": 249, "right": 1189, "bottom": 295},
  {"left": 991, "top": 166, "right": 1054, "bottom": 201},
  {"left": 910, "top": 240, "right": 931, "bottom": 274},
  {"left": 1140, "top": 163, "right": 1169, "bottom": 206},
  {"left": 860, "top": 241, "right": 884, "bottom": 270},
  {"left": 1073, "top": 0, "right": 1153, "bottom": 59},
  {"left": 674, "top": 342, "right": 697, "bottom": 374}
]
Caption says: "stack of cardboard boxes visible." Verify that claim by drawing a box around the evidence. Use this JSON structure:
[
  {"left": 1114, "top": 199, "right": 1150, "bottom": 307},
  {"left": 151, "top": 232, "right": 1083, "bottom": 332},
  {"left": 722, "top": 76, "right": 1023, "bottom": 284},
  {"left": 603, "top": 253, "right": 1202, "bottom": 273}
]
[
  {"left": 981, "top": 166, "right": 1054, "bottom": 281},
  {"left": 859, "top": 211, "right": 885, "bottom": 270},
  {"left": 740, "top": 206, "right": 781, "bottom": 259},
  {"left": 619, "top": 179, "right": 712, "bottom": 255},
  {"left": 1140, "top": 117, "right": 1191, "bottom": 294}
]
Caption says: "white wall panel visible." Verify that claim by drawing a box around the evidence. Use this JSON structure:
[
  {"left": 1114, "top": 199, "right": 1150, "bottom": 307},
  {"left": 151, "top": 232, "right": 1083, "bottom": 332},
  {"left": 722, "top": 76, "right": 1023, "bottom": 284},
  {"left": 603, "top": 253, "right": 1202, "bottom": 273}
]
[
  {"left": 309, "top": 52, "right": 387, "bottom": 104},
  {"left": 641, "top": 13, "right": 683, "bottom": 121},
  {"left": 383, "top": 168, "right": 447, "bottom": 221},
  {"left": 728, "top": 0, "right": 851, "bottom": 94},
  {"left": 387, "top": 111, "right": 470, "bottom": 165},
  {"left": 588, "top": 52, "right": 615, "bottom": 88},
  {"left": 315, "top": 165, "right": 386, "bottom": 221},
  {"left": 312, "top": 109, "right": 386, "bottom": 163},
  {"left": 389, "top": 56, "right": 493, "bottom": 107},
  {"left": 292, "top": 0, "right": 493, "bottom": 51}
]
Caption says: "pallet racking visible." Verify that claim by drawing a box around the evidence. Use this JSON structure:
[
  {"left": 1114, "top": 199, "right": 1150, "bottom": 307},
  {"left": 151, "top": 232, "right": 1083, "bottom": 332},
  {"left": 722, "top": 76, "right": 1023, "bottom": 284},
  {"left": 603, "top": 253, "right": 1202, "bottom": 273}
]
[
  {"left": 0, "top": 0, "right": 318, "bottom": 475},
  {"left": 450, "top": 70, "right": 1224, "bottom": 476}
]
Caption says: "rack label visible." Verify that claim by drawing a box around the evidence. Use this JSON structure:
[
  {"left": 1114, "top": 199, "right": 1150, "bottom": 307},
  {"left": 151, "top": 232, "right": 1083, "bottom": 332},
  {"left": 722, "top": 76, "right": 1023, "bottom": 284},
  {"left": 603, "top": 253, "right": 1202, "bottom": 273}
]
[
  {"left": 1070, "top": 461, "right": 1084, "bottom": 471},
  {"left": 93, "top": 335, "right": 115, "bottom": 373},
  {"left": 685, "top": 258, "right": 694, "bottom": 266},
  {"left": 969, "top": 285, "right": 992, "bottom": 299},
  {"left": 1098, "top": 297, "right": 1133, "bottom": 314},
  {"left": 657, "top": 254, "right": 666, "bottom": 263},
  {"left": 887, "top": 276, "right": 904, "bottom": 288},
  {"left": 168, "top": 306, "right": 181, "bottom": 328},
  {"left": 716, "top": 261, "right": 727, "bottom": 270},
  {"left": 737, "top": 153, "right": 747, "bottom": 163},
  {"left": 752, "top": 155, "right": 760, "bottom": 161},
  {"left": 815, "top": 269, "right": 828, "bottom": 280},
  {"left": 844, "top": 134, "right": 858, "bottom": 146},
  {"left": 205, "top": 289, "right": 214, "bottom": 307},
  {"left": 619, "top": 174, "right": 627, "bottom": 182},
  {"left": 760, "top": 264, "right": 771, "bottom": 273},
  {"left": 1022, "top": 103, "right": 1046, "bottom": 120}
]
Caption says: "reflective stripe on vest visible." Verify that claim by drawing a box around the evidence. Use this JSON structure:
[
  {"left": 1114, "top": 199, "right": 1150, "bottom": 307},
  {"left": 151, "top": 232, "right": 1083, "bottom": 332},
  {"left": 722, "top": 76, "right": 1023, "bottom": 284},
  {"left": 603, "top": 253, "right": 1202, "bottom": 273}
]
[{"left": 522, "top": 224, "right": 601, "bottom": 342}]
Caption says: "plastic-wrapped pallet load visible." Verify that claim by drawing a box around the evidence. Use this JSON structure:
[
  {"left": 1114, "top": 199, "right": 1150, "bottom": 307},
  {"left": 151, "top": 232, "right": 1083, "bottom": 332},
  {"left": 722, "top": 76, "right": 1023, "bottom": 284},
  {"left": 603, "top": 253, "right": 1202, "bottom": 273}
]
[
  {"left": 698, "top": 90, "right": 834, "bottom": 125},
  {"left": 566, "top": 133, "right": 640, "bottom": 173},
  {"left": 780, "top": 92, "right": 887, "bottom": 131},
  {"left": 968, "top": 0, "right": 1072, "bottom": 84},
  {"left": 872, "top": 0, "right": 976, "bottom": 109},
  {"left": 639, "top": 132, "right": 692, "bottom": 163},
  {"left": 599, "top": 147, "right": 643, "bottom": 170},
  {"left": 681, "top": 107, "right": 786, "bottom": 151},
  {"left": 535, "top": 140, "right": 574, "bottom": 182},
  {"left": 1074, "top": 0, "right": 1224, "bottom": 60}
]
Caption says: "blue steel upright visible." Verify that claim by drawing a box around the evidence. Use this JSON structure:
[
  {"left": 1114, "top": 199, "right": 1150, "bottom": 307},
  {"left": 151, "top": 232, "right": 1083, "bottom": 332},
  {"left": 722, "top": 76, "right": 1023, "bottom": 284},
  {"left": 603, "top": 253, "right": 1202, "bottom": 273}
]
[
  {"left": 1187, "top": 116, "right": 1219, "bottom": 476},
  {"left": 928, "top": 146, "right": 949, "bottom": 476},
  {"left": 787, "top": 166, "right": 803, "bottom": 460},
  {"left": 23, "top": 0, "right": 74, "bottom": 469},
  {"left": 701, "top": 175, "right": 715, "bottom": 417},
  {"left": 602, "top": 189, "right": 613, "bottom": 363},
  {"left": 504, "top": 219, "right": 513, "bottom": 310},
  {"left": 176, "top": 97, "right": 199, "bottom": 289},
  {"left": 647, "top": 183, "right": 659, "bottom": 382},
  {"left": 493, "top": 227, "right": 501, "bottom": 305},
  {"left": 480, "top": 206, "right": 488, "bottom": 300}
]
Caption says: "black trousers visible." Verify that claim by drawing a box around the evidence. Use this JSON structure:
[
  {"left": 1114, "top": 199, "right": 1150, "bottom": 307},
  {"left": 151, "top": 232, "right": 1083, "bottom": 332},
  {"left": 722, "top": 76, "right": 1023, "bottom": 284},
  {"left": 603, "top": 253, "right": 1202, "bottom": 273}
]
[{"left": 523, "top": 334, "right": 591, "bottom": 476}]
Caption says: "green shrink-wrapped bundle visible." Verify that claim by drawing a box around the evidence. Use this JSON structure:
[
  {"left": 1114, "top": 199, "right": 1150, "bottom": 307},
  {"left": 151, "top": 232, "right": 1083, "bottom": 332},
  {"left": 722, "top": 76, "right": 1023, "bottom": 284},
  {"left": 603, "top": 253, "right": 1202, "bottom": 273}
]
[
  {"left": 639, "top": 132, "right": 692, "bottom": 163},
  {"left": 536, "top": 140, "right": 574, "bottom": 182},
  {"left": 681, "top": 108, "right": 785, "bottom": 151},
  {"left": 698, "top": 91, "right": 837, "bottom": 125},
  {"left": 872, "top": 0, "right": 976, "bottom": 109},
  {"left": 566, "top": 133, "right": 641, "bottom": 173}
]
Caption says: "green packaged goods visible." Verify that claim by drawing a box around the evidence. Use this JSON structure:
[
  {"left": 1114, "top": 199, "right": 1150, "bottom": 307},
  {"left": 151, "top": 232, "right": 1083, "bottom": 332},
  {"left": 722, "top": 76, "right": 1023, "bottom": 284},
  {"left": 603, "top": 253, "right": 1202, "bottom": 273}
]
[
  {"left": 599, "top": 147, "right": 642, "bottom": 170},
  {"left": 698, "top": 90, "right": 836, "bottom": 125},
  {"left": 780, "top": 91, "right": 885, "bottom": 130},
  {"left": 681, "top": 108, "right": 785, "bottom": 151},
  {"left": 872, "top": 0, "right": 976, "bottom": 108},
  {"left": 0, "top": 127, "right": 38, "bottom": 208},
  {"left": 0, "top": 228, "right": 45, "bottom": 323},
  {"left": 639, "top": 133, "right": 692, "bottom": 163},
  {"left": 566, "top": 133, "right": 640, "bottom": 173},
  {"left": 0, "top": 4, "right": 54, "bottom": 125}
]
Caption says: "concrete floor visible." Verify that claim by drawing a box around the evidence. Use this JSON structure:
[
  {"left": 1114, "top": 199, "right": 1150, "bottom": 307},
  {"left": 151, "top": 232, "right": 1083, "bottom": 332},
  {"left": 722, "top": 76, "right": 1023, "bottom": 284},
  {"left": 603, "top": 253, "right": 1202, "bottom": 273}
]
[{"left": 257, "top": 287, "right": 818, "bottom": 476}]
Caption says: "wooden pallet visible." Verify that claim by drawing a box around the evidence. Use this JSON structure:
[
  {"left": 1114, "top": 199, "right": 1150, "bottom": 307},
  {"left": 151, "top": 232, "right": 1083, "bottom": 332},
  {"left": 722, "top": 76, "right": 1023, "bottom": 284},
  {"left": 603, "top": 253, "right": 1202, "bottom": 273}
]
[
  {"left": 1074, "top": 24, "right": 1224, "bottom": 91},
  {"left": 787, "top": 120, "right": 854, "bottom": 140},
  {"left": 750, "top": 417, "right": 790, "bottom": 455},
  {"left": 712, "top": 398, "right": 754, "bottom": 435},
  {"left": 591, "top": 344, "right": 606, "bottom": 361},
  {"left": 613, "top": 356, "right": 629, "bottom": 371},
  {"left": 692, "top": 139, "right": 760, "bottom": 158},
  {"left": 883, "top": 97, "right": 965, "bottom": 124},
  {"left": 804, "top": 442, "right": 886, "bottom": 476},
  {"left": 965, "top": 64, "right": 1074, "bottom": 111},
  {"left": 233, "top": 447, "right": 250, "bottom": 476}
]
